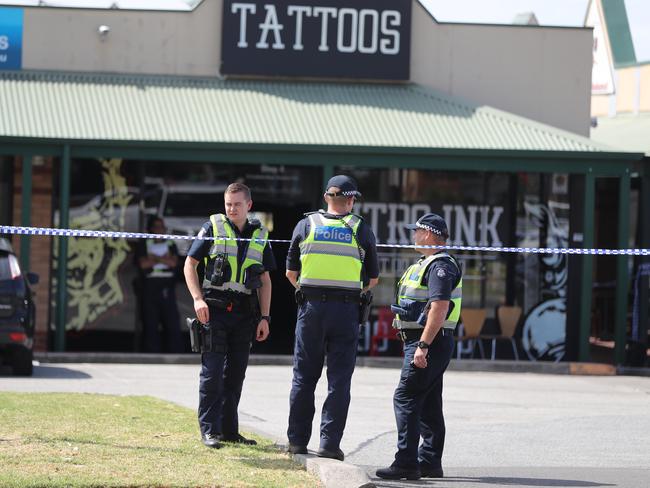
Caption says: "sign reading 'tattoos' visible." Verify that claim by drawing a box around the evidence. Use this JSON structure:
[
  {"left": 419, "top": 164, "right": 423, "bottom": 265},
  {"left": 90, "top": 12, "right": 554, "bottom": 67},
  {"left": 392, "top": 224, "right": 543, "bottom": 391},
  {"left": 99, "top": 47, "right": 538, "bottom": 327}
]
[{"left": 221, "top": 0, "right": 411, "bottom": 80}]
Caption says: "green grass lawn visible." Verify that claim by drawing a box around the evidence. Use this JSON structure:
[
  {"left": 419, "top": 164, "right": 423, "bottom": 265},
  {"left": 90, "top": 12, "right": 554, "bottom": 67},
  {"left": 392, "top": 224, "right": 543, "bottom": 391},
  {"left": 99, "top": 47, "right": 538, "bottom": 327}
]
[{"left": 0, "top": 392, "right": 319, "bottom": 488}]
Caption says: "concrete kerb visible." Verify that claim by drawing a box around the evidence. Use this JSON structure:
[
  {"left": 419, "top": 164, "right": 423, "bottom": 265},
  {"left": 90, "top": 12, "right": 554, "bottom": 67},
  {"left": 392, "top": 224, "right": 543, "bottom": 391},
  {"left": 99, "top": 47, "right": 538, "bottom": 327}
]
[
  {"left": 292, "top": 452, "right": 375, "bottom": 488},
  {"left": 35, "top": 353, "right": 620, "bottom": 376},
  {"left": 235, "top": 425, "right": 375, "bottom": 488}
]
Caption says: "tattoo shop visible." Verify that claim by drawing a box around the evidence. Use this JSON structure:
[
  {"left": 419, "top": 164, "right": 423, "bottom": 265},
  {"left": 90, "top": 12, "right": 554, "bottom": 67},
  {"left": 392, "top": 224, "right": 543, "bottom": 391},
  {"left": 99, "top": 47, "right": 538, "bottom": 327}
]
[{"left": 0, "top": 0, "right": 646, "bottom": 364}]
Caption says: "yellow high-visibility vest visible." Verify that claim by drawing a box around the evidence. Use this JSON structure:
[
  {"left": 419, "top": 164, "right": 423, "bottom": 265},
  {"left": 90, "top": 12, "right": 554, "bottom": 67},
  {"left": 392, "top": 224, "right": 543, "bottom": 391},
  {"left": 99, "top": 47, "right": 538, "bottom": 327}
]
[
  {"left": 393, "top": 253, "right": 462, "bottom": 330},
  {"left": 202, "top": 214, "right": 268, "bottom": 295},
  {"left": 298, "top": 212, "right": 363, "bottom": 291}
]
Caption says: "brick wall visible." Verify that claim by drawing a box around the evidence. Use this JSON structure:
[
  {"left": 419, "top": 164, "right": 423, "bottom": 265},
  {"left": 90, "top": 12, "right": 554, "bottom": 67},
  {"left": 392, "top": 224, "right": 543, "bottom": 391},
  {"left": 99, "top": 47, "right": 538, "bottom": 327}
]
[{"left": 12, "top": 156, "right": 55, "bottom": 352}]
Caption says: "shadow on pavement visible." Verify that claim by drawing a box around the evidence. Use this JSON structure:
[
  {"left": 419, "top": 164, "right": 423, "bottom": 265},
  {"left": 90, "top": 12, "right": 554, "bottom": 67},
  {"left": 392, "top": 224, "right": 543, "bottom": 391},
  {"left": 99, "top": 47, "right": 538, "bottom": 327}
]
[
  {"left": 371, "top": 476, "right": 615, "bottom": 487},
  {"left": 32, "top": 365, "right": 92, "bottom": 379}
]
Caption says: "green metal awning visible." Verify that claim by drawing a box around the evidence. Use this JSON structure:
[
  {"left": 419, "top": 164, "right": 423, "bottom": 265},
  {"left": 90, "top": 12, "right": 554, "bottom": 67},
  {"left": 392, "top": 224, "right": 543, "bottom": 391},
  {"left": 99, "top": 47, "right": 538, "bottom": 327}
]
[{"left": 0, "top": 70, "right": 617, "bottom": 152}]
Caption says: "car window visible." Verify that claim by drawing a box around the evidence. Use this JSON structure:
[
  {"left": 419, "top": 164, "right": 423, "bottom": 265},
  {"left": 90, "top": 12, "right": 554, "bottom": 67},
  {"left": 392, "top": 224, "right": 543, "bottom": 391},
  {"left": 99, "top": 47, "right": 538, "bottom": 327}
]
[
  {"left": 0, "top": 254, "right": 10, "bottom": 280},
  {"left": 0, "top": 253, "right": 21, "bottom": 280}
]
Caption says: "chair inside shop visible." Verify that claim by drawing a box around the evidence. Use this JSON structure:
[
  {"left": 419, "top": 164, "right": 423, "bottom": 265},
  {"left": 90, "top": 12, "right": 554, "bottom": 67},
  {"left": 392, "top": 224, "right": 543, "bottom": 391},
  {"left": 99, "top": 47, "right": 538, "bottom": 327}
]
[
  {"left": 370, "top": 306, "right": 401, "bottom": 356},
  {"left": 456, "top": 308, "right": 487, "bottom": 359},
  {"left": 486, "top": 305, "right": 522, "bottom": 360}
]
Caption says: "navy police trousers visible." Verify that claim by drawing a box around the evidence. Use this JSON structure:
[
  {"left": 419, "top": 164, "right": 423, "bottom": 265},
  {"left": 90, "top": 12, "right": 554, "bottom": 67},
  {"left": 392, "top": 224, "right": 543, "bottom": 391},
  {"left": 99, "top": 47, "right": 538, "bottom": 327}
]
[
  {"left": 287, "top": 298, "right": 359, "bottom": 451},
  {"left": 198, "top": 306, "right": 255, "bottom": 437},
  {"left": 393, "top": 328, "right": 454, "bottom": 469}
]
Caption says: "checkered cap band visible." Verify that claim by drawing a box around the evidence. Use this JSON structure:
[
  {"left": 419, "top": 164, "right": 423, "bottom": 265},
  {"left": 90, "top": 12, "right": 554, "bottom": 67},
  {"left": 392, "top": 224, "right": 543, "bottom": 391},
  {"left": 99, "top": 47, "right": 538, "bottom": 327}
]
[
  {"left": 326, "top": 190, "right": 360, "bottom": 197},
  {"left": 417, "top": 222, "right": 444, "bottom": 235}
]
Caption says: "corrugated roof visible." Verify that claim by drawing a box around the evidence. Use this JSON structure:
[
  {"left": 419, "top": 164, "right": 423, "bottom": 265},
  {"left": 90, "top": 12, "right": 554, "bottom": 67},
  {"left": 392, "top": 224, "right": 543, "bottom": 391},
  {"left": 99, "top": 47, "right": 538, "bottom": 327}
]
[
  {"left": 0, "top": 71, "right": 615, "bottom": 152},
  {"left": 591, "top": 113, "right": 650, "bottom": 155}
]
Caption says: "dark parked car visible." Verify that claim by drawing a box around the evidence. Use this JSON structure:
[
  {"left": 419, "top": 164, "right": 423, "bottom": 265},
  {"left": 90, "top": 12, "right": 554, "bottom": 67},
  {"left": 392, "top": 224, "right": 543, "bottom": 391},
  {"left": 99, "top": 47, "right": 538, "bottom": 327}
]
[{"left": 0, "top": 238, "right": 38, "bottom": 376}]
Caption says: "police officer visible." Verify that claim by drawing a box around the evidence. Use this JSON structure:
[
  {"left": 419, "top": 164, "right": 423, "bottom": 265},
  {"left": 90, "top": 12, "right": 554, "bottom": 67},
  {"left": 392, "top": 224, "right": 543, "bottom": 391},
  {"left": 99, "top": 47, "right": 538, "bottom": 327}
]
[
  {"left": 135, "top": 216, "right": 183, "bottom": 353},
  {"left": 376, "top": 213, "right": 462, "bottom": 480},
  {"left": 285, "top": 175, "right": 379, "bottom": 461},
  {"left": 183, "top": 183, "right": 276, "bottom": 449}
]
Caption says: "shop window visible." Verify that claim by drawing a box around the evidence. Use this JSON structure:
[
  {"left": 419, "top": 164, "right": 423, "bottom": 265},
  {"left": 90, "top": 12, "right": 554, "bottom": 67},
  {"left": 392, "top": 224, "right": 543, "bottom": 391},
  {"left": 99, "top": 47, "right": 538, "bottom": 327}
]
[
  {"left": 515, "top": 172, "right": 570, "bottom": 362},
  {"left": 52, "top": 157, "right": 321, "bottom": 354},
  {"left": 338, "top": 166, "right": 511, "bottom": 356}
]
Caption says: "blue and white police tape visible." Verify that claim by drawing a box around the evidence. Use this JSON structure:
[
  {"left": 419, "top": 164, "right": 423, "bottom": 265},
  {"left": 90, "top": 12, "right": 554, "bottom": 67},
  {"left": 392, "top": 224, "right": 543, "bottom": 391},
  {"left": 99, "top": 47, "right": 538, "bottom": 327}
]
[{"left": 1, "top": 225, "right": 649, "bottom": 256}]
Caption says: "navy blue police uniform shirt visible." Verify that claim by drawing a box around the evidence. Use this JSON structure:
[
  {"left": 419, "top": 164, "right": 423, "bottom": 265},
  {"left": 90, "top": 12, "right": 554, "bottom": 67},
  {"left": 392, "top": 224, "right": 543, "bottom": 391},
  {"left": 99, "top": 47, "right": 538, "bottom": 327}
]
[
  {"left": 188, "top": 219, "right": 277, "bottom": 292},
  {"left": 422, "top": 254, "right": 462, "bottom": 316},
  {"left": 286, "top": 211, "right": 380, "bottom": 290}
]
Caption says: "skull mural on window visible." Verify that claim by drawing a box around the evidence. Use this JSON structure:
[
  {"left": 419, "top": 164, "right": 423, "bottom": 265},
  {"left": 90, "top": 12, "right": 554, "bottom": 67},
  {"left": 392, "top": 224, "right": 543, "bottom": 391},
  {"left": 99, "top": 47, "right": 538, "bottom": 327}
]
[
  {"left": 53, "top": 158, "right": 133, "bottom": 331},
  {"left": 521, "top": 201, "right": 569, "bottom": 362}
]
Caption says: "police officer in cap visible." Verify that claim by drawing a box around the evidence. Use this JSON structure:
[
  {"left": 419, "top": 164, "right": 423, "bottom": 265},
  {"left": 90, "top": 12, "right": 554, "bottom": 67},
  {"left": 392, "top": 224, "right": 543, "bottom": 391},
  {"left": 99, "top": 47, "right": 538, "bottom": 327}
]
[
  {"left": 376, "top": 213, "right": 462, "bottom": 480},
  {"left": 184, "top": 182, "right": 276, "bottom": 449},
  {"left": 285, "top": 175, "right": 379, "bottom": 461}
]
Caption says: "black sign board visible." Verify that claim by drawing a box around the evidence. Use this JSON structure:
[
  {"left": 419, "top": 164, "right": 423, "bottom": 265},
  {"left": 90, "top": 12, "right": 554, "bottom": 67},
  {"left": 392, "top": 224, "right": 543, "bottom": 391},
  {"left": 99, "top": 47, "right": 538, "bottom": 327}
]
[{"left": 221, "top": 0, "right": 411, "bottom": 80}]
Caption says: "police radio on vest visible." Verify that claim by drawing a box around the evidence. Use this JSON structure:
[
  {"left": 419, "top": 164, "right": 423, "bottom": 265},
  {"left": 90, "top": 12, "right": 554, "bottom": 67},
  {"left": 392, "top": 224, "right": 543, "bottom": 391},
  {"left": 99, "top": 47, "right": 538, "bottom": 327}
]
[{"left": 230, "top": 3, "right": 402, "bottom": 54}]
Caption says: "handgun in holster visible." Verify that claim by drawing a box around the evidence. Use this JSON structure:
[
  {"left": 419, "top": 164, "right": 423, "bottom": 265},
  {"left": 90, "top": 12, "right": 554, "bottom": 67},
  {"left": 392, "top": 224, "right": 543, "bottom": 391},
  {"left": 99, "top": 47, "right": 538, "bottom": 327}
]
[
  {"left": 186, "top": 318, "right": 213, "bottom": 353},
  {"left": 359, "top": 291, "right": 373, "bottom": 325},
  {"left": 295, "top": 288, "right": 305, "bottom": 305},
  {"left": 390, "top": 300, "right": 430, "bottom": 327}
]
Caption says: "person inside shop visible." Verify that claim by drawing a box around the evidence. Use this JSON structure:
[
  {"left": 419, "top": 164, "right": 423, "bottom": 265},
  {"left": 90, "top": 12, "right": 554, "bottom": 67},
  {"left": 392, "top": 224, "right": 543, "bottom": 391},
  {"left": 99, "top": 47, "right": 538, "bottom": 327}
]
[
  {"left": 376, "top": 213, "right": 462, "bottom": 481},
  {"left": 285, "top": 174, "right": 379, "bottom": 461},
  {"left": 135, "top": 216, "right": 183, "bottom": 353},
  {"left": 183, "top": 182, "right": 275, "bottom": 449}
]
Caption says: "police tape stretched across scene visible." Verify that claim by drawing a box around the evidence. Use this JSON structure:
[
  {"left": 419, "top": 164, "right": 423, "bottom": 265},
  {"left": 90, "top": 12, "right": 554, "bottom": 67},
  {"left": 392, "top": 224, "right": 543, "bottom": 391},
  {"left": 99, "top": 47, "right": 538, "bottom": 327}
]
[{"left": 1, "top": 225, "right": 649, "bottom": 256}]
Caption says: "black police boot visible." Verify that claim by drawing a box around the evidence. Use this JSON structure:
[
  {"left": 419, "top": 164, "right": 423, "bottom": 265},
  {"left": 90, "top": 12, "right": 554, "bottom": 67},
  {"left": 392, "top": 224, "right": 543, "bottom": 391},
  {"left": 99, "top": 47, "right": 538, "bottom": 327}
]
[
  {"left": 201, "top": 433, "right": 222, "bottom": 449},
  {"left": 219, "top": 433, "right": 257, "bottom": 446},
  {"left": 420, "top": 464, "right": 444, "bottom": 478},
  {"left": 317, "top": 447, "right": 345, "bottom": 461},
  {"left": 375, "top": 464, "right": 421, "bottom": 480},
  {"left": 286, "top": 443, "right": 308, "bottom": 455}
]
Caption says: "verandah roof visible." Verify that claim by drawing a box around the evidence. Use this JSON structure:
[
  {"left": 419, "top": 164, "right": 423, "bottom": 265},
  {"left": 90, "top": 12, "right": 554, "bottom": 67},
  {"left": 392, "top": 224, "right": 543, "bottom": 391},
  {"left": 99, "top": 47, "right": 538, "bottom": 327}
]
[{"left": 0, "top": 70, "right": 618, "bottom": 153}]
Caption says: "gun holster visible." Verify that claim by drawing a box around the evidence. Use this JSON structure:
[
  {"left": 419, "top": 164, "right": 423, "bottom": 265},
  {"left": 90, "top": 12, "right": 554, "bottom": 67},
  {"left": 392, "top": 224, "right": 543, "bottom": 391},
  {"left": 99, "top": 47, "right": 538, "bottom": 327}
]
[
  {"left": 359, "top": 291, "right": 373, "bottom": 325},
  {"left": 186, "top": 318, "right": 213, "bottom": 353},
  {"left": 390, "top": 304, "right": 408, "bottom": 316},
  {"left": 295, "top": 288, "right": 305, "bottom": 305},
  {"left": 390, "top": 303, "right": 430, "bottom": 326}
]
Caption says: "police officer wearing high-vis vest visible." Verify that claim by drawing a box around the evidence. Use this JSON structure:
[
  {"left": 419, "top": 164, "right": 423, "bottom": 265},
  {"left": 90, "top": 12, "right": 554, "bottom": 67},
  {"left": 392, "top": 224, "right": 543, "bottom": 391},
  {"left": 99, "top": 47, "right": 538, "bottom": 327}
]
[
  {"left": 183, "top": 183, "right": 276, "bottom": 449},
  {"left": 135, "top": 216, "right": 183, "bottom": 353},
  {"left": 376, "top": 213, "right": 462, "bottom": 481},
  {"left": 285, "top": 175, "right": 379, "bottom": 461}
]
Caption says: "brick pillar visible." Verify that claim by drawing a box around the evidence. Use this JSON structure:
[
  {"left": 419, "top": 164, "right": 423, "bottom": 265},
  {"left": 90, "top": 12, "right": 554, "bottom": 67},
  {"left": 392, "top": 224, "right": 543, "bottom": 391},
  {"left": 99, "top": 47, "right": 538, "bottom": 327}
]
[{"left": 13, "top": 156, "right": 55, "bottom": 352}]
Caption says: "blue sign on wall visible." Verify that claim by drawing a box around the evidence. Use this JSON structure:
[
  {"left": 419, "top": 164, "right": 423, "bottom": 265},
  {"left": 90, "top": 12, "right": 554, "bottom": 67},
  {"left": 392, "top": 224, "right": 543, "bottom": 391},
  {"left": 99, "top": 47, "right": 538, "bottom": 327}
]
[{"left": 0, "top": 8, "right": 23, "bottom": 70}]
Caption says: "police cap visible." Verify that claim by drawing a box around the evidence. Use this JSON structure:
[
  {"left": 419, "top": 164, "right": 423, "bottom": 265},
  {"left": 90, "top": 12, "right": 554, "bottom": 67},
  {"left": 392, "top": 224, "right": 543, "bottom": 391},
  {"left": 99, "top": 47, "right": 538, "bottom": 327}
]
[
  {"left": 325, "top": 175, "right": 362, "bottom": 198},
  {"left": 404, "top": 213, "right": 449, "bottom": 238}
]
